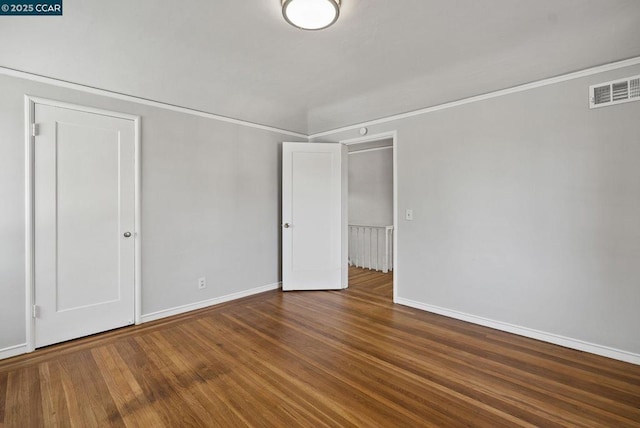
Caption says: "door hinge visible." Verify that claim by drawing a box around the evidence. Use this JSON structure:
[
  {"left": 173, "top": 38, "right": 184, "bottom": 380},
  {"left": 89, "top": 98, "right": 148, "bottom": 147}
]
[
  {"left": 32, "top": 305, "right": 39, "bottom": 318},
  {"left": 31, "top": 123, "right": 39, "bottom": 137}
]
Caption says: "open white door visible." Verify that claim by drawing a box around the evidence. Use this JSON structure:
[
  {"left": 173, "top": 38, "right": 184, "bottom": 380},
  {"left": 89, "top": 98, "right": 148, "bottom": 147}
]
[{"left": 282, "top": 142, "right": 348, "bottom": 291}]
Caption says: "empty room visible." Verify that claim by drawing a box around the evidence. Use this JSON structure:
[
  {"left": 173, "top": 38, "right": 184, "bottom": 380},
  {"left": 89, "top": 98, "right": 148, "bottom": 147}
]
[{"left": 1, "top": 0, "right": 640, "bottom": 426}]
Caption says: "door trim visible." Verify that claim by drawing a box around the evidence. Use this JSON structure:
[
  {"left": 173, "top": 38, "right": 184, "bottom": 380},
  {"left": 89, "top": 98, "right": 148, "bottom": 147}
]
[
  {"left": 24, "top": 95, "right": 142, "bottom": 352},
  {"left": 340, "top": 131, "right": 398, "bottom": 303}
]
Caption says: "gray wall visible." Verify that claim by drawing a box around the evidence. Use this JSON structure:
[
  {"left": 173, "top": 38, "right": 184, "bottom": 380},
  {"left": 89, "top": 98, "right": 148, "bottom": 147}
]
[
  {"left": 313, "top": 64, "right": 640, "bottom": 355},
  {"left": 348, "top": 148, "right": 393, "bottom": 226},
  {"left": 0, "top": 73, "right": 303, "bottom": 350},
  {"left": 2, "top": 63, "right": 639, "bottom": 358}
]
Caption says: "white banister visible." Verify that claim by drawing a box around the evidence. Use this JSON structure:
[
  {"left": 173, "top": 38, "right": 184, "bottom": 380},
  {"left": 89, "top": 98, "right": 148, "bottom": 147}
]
[{"left": 348, "top": 224, "right": 393, "bottom": 273}]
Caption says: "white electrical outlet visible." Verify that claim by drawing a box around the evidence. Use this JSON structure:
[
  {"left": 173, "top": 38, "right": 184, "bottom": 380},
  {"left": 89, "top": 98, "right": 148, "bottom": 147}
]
[
  {"left": 198, "top": 277, "right": 206, "bottom": 289},
  {"left": 405, "top": 209, "right": 414, "bottom": 221}
]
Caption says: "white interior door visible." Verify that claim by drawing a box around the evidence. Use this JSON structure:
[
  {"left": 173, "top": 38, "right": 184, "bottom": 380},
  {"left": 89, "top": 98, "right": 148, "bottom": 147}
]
[
  {"left": 34, "top": 103, "right": 136, "bottom": 348},
  {"left": 282, "top": 142, "right": 348, "bottom": 291}
]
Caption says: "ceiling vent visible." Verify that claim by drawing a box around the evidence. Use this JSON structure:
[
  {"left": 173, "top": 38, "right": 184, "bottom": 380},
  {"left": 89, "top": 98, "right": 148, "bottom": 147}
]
[{"left": 589, "top": 75, "right": 640, "bottom": 108}]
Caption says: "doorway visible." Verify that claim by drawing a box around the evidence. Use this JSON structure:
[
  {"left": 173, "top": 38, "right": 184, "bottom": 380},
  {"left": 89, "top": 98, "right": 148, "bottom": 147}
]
[
  {"left": 341, "top": 132, "right": 397, "bottom": 302},
  {"left": 25, "top": 97, "right": 142, "bottom": 351}
]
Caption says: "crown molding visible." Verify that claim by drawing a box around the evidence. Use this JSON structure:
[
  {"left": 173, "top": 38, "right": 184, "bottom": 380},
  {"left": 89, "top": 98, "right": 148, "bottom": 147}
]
[
  {"left": 309, "top": 56, "right": 640, "bottom": 139},
  {"left": 0, "top": 66, "right": 307, "bottom": 138},
  {"left": 3, "top": 56, "right": 640, "bottom": 141}
]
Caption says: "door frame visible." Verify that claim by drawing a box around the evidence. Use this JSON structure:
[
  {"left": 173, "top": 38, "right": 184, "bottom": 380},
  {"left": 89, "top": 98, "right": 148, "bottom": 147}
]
[
  {"left": 340, "top": 130, "right": 398, "bottom": 302},
  {"left": 24, "top": 95, "right": 142, "bottom": 352}
]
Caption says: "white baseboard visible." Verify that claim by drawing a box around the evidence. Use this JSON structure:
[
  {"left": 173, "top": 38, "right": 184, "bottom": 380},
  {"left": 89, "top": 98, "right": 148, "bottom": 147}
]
[
  {"left": 0, "top": 283, "right": 281, "bottom": 361},
  {"left": 141, "top": 282, "right": 282, "bottom": 323},
  {"left": 0, "top": 343, "right": 28, "bottom": 360},
  {"left": 395, "top": 297, "right": 640, "bottom": 366}
]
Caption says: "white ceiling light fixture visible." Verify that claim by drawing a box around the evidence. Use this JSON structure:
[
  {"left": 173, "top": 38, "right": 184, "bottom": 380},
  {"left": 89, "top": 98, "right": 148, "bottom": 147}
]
[{"left": 282, "top": 0, "right": 340, "bottom": 31}]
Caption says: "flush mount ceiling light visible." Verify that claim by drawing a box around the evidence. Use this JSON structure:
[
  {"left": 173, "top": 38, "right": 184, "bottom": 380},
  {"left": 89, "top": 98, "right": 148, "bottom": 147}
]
[{"left": 282, "top": 0, "right": 340, "bottom": 31}]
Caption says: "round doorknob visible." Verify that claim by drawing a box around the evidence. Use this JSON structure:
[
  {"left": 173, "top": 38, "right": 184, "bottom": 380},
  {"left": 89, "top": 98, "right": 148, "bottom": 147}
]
[
  {"left": 123, "top": 232, "right": 132, "bottom": 238},
  {"left": 282, "top": 223, "right": 291, "bottom": 228}
]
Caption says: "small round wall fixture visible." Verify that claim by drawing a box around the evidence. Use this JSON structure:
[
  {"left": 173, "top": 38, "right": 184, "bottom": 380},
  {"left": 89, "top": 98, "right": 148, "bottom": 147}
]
[{"left": 282, "top": 0, "right": 341, "bottom": 31}]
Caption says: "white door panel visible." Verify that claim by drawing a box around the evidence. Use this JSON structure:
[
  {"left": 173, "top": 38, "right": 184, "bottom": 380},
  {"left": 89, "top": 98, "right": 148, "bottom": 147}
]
[
  {"left": 282, "top": 142, "right": 347, "bottom": 291},
  {"left": 34, "top": 104, "right": 135, "bottom": 348}
]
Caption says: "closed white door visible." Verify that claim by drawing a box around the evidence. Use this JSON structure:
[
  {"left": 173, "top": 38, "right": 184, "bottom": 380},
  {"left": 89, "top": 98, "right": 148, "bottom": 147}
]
[
  {"left": 282, "top": 142, "right": 348, "bottom": 291},
  {"left": 34, "top": 103, "right": 136, "bottom": 348}
]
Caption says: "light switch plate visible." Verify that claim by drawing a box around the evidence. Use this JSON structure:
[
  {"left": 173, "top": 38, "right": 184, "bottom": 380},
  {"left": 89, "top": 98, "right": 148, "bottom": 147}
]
[{"left": 405, "top": 209, "right": 414, "bottom": 221}]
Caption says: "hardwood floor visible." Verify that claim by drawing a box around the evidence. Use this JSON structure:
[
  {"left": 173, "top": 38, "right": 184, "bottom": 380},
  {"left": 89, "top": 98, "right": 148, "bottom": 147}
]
[{"left": 1, "top": 267, "right": 639, "bottom": 427}]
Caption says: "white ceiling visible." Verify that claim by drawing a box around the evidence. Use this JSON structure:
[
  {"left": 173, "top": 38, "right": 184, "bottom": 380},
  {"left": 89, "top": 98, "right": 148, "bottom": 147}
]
[{"left": 2, "top": 0, "right": 640, "bottom": 135}]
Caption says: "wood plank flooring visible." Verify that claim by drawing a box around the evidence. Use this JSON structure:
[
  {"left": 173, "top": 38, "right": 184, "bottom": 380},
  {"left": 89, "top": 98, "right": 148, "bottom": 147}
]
[{"left": 1, "top": 266, "right": 639, "bottom": 427}]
